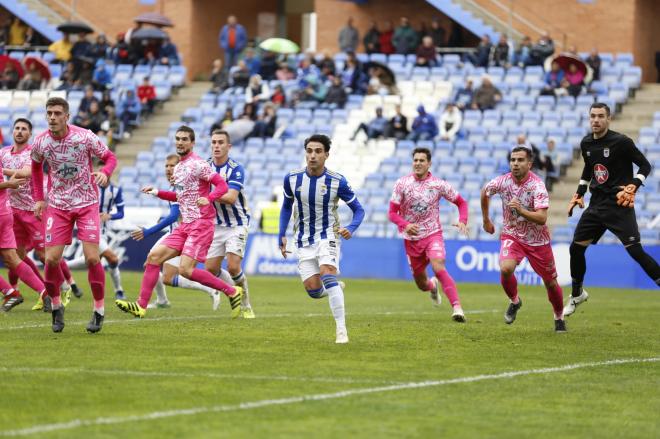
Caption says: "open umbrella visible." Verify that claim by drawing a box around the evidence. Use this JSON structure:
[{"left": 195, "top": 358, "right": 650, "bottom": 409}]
[
  {"left": 131, "top": 27, "right": 169, "bottom": 41},
  {"left": 259, "top": 38, "right": 300, "bottom": 54},
  {"left": 22, "top": 56, "right": 51, "bottom": 81},
  {"left": 134, "top": 12, "right": 174, "bottom": 27},
  {"left": 363, "top": 61, "right": 396, "bottom": 86},
  {"left": 546, "top": 54, "right": 592, "bottom": 85},
  {"left": 57, "top": 21, "right": 93, "bottom": 34},
  {"left": 0, "top": 55, "right": 24, "bottom": 77}
]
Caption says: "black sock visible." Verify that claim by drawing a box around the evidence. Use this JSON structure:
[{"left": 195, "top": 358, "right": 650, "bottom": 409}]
[
  {"left": 569, "top": 242, "right": 587, "bottom": 296},
  {"left": 625, "top": 243, "right": 660, "bottom": 285}
]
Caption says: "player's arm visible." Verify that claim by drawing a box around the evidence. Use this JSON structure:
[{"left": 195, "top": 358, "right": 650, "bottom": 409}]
[
  {"left": 3, "top": 166, "right": 30, "bottom": 178},
  {"left": 449, "top": 193, "right": 469, "bottom": 237},
  {"left": 217, "top": 188, "right": 239, "bottom": 204},
  {"left": 388, "top": 201, "right": 409, "bottom": 229},
  {"left": 30, "top": 159, "right": 45, "bottom": 202},
  {"left": 217, "top": 165, "right": 245, "bottom": 205},
  {"left": 133, "top": 204, "right": 181, "bottom": 240},
  {"left": 480, "top": 186, "right": 495, "bottom": 234},
  {"left": 0, "top": 173, "right": 25, "bottom": 189},
  {"left": 616, "top": 139, "right": 653, "bottom": 207},
  {"left": 568, "top": 147, "right": 591, "bottom": 216},
  {"left": 337, "top": 177, "right": 364, "bottom": 239},
  {"left": 511, "top": 203, "right": 548, "bottom": 225},
  {"left": 279, "top": 176, "right": 294, "bottom": 257}
]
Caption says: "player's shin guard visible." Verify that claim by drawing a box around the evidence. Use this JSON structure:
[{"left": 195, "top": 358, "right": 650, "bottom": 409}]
[
  {"left": 500, "top": 273, "right": 519, "bottom": 303},
  {"left": 108, "top": 262, "right": 123, "bottom": 293},
  {"left": 189, "top": 268, "right": 236, "bottom": 296},
  {"left": 435, "top": 269, "right": 460, "bottom": 307},
  {"left": 88, "top": 261, "right": 106, "bottom": 314},
  {"left": 306, "top": 286, "right": 327, "bottom": 299},
  {"left": 546, "top": 281, "right": 564, "bottom": 319},
  {"left": 14, "top": 261, "right": 46, "bottom": 296},
  {"left": 569, "top": 242, "right": 587, "bottom": 297},
  {"left": 44, "top": 263, "right": 64, "bottom": 308},
  {"left": 137, "top": 263, "right": 161, "bottom": 309},
  {"left": 321, "top": 274, "right": 346, "bottom": 331},
  {"left": 625, "top": 243, "right": 660, "bottom": 285}
]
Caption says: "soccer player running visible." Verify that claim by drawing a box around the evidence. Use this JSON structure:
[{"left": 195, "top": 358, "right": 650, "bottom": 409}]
[
  {"left": 97, "top": 163, "right": 126, "bottom": 299},
  {"left": 116, "top": 125, "right": 243, "bottom": 318},
  {"left": 481, "top": 144, "right": 566, "bottom": 332},
  {"left": 278, "top": 134, "right": 365, "bottom": 344},
  {"left": 206, "top": 129, "right": 254, "bottom": 318},
  {"left": 30, "top": 97, "right": 118, "bottom": 333},
  {"left": 388, "top": 147, "right": 468, "bottom": 322},
  {"left": 565, "top": 102, "right": 660, "bottom": 316}
]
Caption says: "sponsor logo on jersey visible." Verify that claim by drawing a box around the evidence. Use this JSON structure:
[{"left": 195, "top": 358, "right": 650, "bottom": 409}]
[
  {"left": 593, "top": 164, "right": 609, "bottom": 184},
  {"left": 604, "top": 148, "right": 610, "bottom": 157}
]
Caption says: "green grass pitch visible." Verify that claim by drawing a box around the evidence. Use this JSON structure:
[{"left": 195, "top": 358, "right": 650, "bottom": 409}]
[{"left": 1, "top": 271, "right": 658, "bottom": 438}]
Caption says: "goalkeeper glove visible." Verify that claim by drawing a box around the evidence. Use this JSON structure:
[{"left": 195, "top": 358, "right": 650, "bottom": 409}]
[
  {"left": 567, "top": 193, "right": 585, "bottom": 217},
  {"left": 616, "top": 184, "right": 636, "bottom": 208}
]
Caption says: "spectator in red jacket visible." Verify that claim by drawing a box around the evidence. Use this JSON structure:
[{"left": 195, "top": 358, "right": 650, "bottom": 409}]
[
  {"left": 137, "top": 76, "right": 157, "bottom": 114},
  {"left": 379, "top": 20, "right": 394, "bottom": 55}
]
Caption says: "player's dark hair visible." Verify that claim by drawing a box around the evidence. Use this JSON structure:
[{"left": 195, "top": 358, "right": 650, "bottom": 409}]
[
  {"left": 46, "top": 97, "right": 69, "bottom": 114},
  {"left": 211, "top": 129, "right": 231, "bottom": 143},
  {"left": 412, "top": 147, "right": 432, "bottom": 161},
  {"left": 175, "top": 125, "right": 195, "bottom": 142},
  {"left": 511, "top": 145, "right": 533, "bottom": 160},
  {"left": 166, "top": 153, "right": 180, "bottom": 161},
  {"left": 13, "top": 118, "right": 32, "bottom": 131},
  {"left": 590, "top": 102, "right": 611, "bottom": 116},
  {"left": 304, "top": 134, "right": 332, "bottom": 152}
]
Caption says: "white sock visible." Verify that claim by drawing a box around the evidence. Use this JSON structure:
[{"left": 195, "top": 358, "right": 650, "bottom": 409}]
[
  {"left": 109, "top": 265, "right": 123, "bottom": 292},
  {"left": 218, "top": 269, "right": 234, "bottom": 285},
  {"left": 95, "top": 307, "right": 105, "bottom": 316},
  {"left": 326, "top": 285, "right": 346, "bottom": 331},
  {"left": 174, "top": 274, "right": 215, "bottom": 297},
  {"left": 155, "top": 273, "right": 169, "bottom": 303},
  {"left": 60, "top": 281, "right": 70, "bottom": 292},
  {"left": 232, "top": 271, "right": 251, "bottom": 308}
]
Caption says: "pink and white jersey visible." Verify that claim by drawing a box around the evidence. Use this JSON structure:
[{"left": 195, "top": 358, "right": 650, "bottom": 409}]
[
  {"left": 0, "top": 161, "right": 10, "bottom": 215},
  {"left": 391, "top": 172, "right": 459, "bottom": 240},
  {"left": 172, "top": 152, "right": 216, "bottom": 223},
  {"left": 484, "top": 171, "right": 551, "bottom": 246},
  {"left": 0, "top": 145, "right": 35, "bottom": 211},
  {"left": 31, "top": 125, "right": 110, "bottom": 210}
]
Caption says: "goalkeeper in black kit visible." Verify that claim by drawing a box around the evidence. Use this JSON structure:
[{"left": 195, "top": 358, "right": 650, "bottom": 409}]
[{"left": 565, "top": 102, "right": 660, "bottom": 316}]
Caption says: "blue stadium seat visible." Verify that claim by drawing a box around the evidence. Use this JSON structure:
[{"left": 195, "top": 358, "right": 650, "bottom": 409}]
[
  {"left": 516, "top": 96, "right": 535, "bottom": 112},
  {"left": 535, "top": 95, "right": 555, "bottom": 112},
  {"left": 473, "top": 141, "right": 493, "bottom": 159},
  {"left": 541, "top": 113, "right": 560, "bottom": 129},
  {"left": 622, "top": 66, "right": 642, "bottom": 89},
  {"left": 388, "top": 54, "right": 406, "bottom": 65},
  {"left": 486, "top": 126, "right": 506, "bottom": 143},
  {"left": 614, "top": 52, "right": 633, "bottom": 67},
  {"left": 600, "top": 66, "right": 622, "bottom": 84}
]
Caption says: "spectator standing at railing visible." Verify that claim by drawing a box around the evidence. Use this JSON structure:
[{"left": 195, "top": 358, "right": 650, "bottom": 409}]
[
  {"left": 415, "top": 36, "right": 438, "bottom": 67},
  {"left": 585, "top": 48, "right": 601, "bottom": 81},
  {"left": 363, "top": 21, "right": 380, "bottom": 54},
  {"left": 219, "top": 15, "right": 247, "bottom": 70},
  {"left": 429, "top": 18, "right": 446, "bottom": 47},
  {"left": 338, "top": 17, "right": 359, "bottom": 53},
  {"left": 393, "top": 17, "right": 418, "bottom": 55},
  {"left": 490, "top": 34, "right": 512, "bottom": 68},
  {"left": 378, "top": 20, "right": 395, "bottom": 55}
]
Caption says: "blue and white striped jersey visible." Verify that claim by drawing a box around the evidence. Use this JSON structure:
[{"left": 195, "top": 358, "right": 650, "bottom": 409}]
[
  {"left": 283, "top": 167, "right": 357, "bottom": 248},
  {"left": 207, "top": 157, "right": 250, "bottom": 227},
  {"left": 98, "top": 183, "right": 124, "bottom": 231}
]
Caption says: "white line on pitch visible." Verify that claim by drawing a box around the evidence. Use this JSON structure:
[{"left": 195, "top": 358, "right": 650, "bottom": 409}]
[
  {"left": 0, "top": 309, "right": 499, "bottom": 331},
  {"left": 1, "top": 357, "right": 657, "bottom": 437}
]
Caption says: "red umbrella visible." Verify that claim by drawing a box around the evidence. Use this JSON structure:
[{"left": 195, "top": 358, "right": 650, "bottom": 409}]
[
  {"left": 22, "top": 56, "right": 51, "bottom": 81},
  {"left": 546, "top": 54, "right": 592, "bottom": 84},
  {"left": 134, "top": 12, "right": 174, "bottom": 27},
  {"left": 0, "top": 55, "right": 24, "bottom": 77}
]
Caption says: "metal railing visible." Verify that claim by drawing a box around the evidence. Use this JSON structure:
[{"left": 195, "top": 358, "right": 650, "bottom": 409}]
[
  {"left": 460, "top": 0, "right": 523, "bottom": 40},
  {"left": 44, "top": 0, "right": 104, "bottom": 32}
]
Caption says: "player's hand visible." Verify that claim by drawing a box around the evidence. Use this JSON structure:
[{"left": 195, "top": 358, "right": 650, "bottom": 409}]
[
  {"left": 616, "top": 184, "right": 636, "bottom": 208},
  {"left": 196, "top": 197, "right": 210, "bottom": 206},
  {"left": 279, "top": 236, "right": 288, "bottom": 259},
  {"left": 508, "top": 197, "right": 523, "bottom": 213},
  {"left": 131, "top": 228, "right": 145, "bottom": 241},
  {"left": 404, "top": 223, "right": 420, "bottom": 236},
  {"left": 141, "top": 185, "right": 154, "bottom": 194},
  {"left": 5, "top": 172, "right": 25, "bottom": 189},
  {"left": 338, "top": 228, "right": 352, "bottom": 240},
  {"left": 100, "top": 212, "right": 111, "bottom": 222},
  {"left": 34, "top": 201, "right": 46, "bottom": 220},
  {"left": 483, "top": 218, "right": 495, "bottom": 234},
  {"left": 92, "top": 171, "right": 108, "bottom": 186},
  {"left": 453, "top": 221, "right": 469, "bottom": 238},
  {"left": 567, "top": 193, "right": 585, "bottom": 217}
]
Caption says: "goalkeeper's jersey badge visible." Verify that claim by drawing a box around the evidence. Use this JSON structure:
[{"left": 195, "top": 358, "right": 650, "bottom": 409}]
[{"left": 604, "top": 148, "right": 610, "bottom": 157}]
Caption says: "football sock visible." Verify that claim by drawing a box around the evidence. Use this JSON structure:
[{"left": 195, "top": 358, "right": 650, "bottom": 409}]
[
  {"left": 321, "top": 274, "right": 346, "bottom": 331},
  {"left": 232, "top": 271, "right": 251, "bottom": 307},
  {"left": 108, "top": 262, "right": 123, "bottom": 293},
  {"left": 8, "top": 267, "right": 18, "bottom": 289},
  {"left": 435, "top": 269, "right": 461, "bottom": 307},
  {"left": 0, "top": 276, "right": 14, "bottom": 296},
  {"left": 155, "top": 272, "right": 169, "bottom": 303},
  {"left": 22, "top": 257, "right": 44, "bottom": 283},
  {"left": 88, "top": 261, "right": 105, "bottom": 314},
  {"left": 569, "top": 242, "right": 587, "bottom": 296},
  {"left": 59, "top": 259, "right": 73, "bottom": 284},
  {"left": 172, "top": 274, "right": 216, "bottom": 296},
  {"left": 546, "top": 282, "right": 564, "bottom": 319},
  {"left": 625, "top": 243, "right": 660, "bottom": 284},
  {"left": 306, "top": 286, "right": 326, "bottom": 298},
  {"left": 15, "top": 261, "right": 46, "bottom": 297},
  {"left": 500, "top": 273, "right": 519, "bottom": 304},
  {"left": 189, "top": 269, "right": 236, "bottom": 296},
  {"left": 218, "top": 268, "right": 234, "bottom": 285},
  {"left": 45, "top": 262, "right": 64, "bottom": 308},
  {"left": 137, "top": 263, "right": 160, "bottom": 309}
]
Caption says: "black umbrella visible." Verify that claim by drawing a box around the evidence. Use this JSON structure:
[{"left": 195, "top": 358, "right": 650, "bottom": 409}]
[
  {"left": 363, "top": 61, "right": 396, "bottom": 86},
  {"left": 134, "top": 12, "right": 174, "bottom": 27},
  {"left": 131, "top": 27, "right": 169, "bottom": 41},
  {"left": 57, "top": 21, "right": 93, "bottom": 34}
]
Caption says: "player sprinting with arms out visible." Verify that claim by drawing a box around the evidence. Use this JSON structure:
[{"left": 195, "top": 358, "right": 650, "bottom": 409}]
[
  {"left": 388, "top": 147, "right": 468, "bottom": 322},
  {"left": 30, "top": 97, "right": 117, "bottom": 333},
  {"left": 116, "top": 125, "right": 243, "bottom": 318},
  {"left": 566, "top": 102, "right": 659, "bottom": 316},
  {"left": 481, "top": 144, "right": 566, "bottom": 332},
  {"left": 279, "top": 134, "right": 365, "bottom": 343}
]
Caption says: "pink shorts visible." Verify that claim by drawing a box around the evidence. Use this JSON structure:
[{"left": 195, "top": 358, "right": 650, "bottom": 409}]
[
  {"left": 161, "top": 219, "right": 215, "bottom": 262},
  {"left": 499, "top": 235, "right": 558, "bottom": 282},
  {"left": 12, "top": 208, "right": 44, "bottom": 250},
  {"left": 404, "top": 231, "right": 446, "bottom": 276},
  {"left": 0, "top": 214, "right": 17, "bottom": 249},
  {"left": 44, "top": 203, "right": 101, "bottom": 246}
]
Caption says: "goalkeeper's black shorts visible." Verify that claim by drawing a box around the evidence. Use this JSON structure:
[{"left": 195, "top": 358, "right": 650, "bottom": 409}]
[{"left": 572, "top": 202, "right": 640, "bottom": 245}]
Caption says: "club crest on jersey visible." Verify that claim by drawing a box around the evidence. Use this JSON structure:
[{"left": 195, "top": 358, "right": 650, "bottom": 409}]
[
  {"left": 320, "top": 184, "right": 327, "bottom": 195},
  {"left": 593, "top": 164, "right": 609, "bottom": 184},
  {"left": 604, "top": 148, "right": 610, "bottom": 157}
]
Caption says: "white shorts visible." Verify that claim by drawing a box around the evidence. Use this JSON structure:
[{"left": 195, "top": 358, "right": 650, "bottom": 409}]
[
  {"left": 153, "top": 232, "right": 180, "bottom": 267},
  {"left": 207, "top": 225, "right": 248, "bottom": 259},
  {"left": 99, "top": 234, "right": 110, "bottom": 254},
  {"left": 296, "top": 239, "right": 341, "bottom": 282}
]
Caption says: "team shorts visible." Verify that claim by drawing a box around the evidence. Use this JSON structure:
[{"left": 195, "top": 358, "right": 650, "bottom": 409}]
[
  {"left": 404, "top": 231, "right": 446, "bottom": 276},
  {"left": 161, "top": 219, "right": 214, "bottom": 262},
  {"left": 296, "top": 239, "right": 341, "bottom": 282},
  {"left": 152, "top": 231, "right": 181, "bottom": 267},
  {"left": 499, "top": 235, "right": 557, "bottom": 282},
  {"left": 207, "top": 224, "right": 248, "bottom": 259},
  {"left": 44, "top": 203, "right": 100, "bottom": 246},
  {"left": 12, "top": 208, "right": 44, "bottom": 250},
  {"left": 573, "top": 203, "right": 640, "bottom": 245},
  {"left": 0, "top": 214, "right": 17, "bottom": 249}
]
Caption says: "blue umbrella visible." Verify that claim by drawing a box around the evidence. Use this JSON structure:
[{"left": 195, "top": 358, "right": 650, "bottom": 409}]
[{"left": 131, "top": 27, "right": 169, "bottom": 41}]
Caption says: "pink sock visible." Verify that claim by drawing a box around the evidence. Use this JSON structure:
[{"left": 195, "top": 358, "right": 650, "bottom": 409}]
[
  {"left": 8, "top": 267, "right": 18, "bottom": 288},
  {"left": 190, "top": 268, "right": 236, "bottom": 296},
  {"left": 435, "top": 269, "right": 461, "bottom": 307},
  {"left": 45, "top": 263, "right": 64, "bottom": 307},
  {"left": 23, "top": 257, "right": 45, "bottom": 283},
  {"left": 59, "top": 259, "right": 73, "bottom": 284},
  {"left": 546, "top": 282, "right": 564, "bottom": 319},
  {"left": 88, "top": 261, "right": 105, "bottom": 310},
  {"left": 137, "top": 263, "right": 160, "bottom": 309},
  {"left": 501, "top": 273, "right": 519, "bottom": 303},
  {"left": 15, "top": 261, "right": 46, "bottom": 296},
  {"left": 0, "top": 275, "right": 14, "bottom": 295}
]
